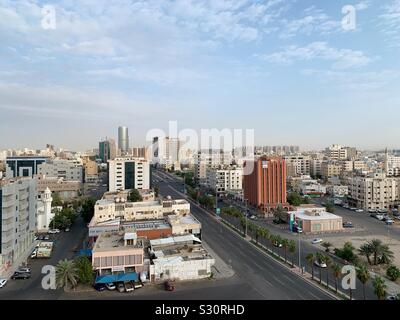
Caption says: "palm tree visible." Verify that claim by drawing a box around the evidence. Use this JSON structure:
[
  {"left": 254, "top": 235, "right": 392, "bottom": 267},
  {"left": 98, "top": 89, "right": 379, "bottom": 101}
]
[
  {"left": 331, "top": 263, "right": 342, "bottom": 294},
  {"left": 356, "top": 265, "right": 370, "bottom": 300},
  {"left": 359, "top": 243, "right": 373, "bottom": 265},
  {"left": 56, "top": 259, "right": 78, "bottom": 290},
  {"left": 373, "top": 276, "right": 387, "bottom": 300},
  {"left": 288, "top": 240, "right": 296, "bottom": 268},
  {"left": 324, "top": 256, "right": 331, "bottom": 288},
  {"left": 306, "top": 253, "right": 315, "bottom": 280},
  {"left": 282, "top": 239, "right": 289, "bottom": 264},
  {"left": 255, "top": 226, "right": 262, "bottom": 244},
  {"left": 316, "top": 253, "right": 324, "bottom": 284},
  {"left": 369, "top": 239, "right": 383, "bottom": 266},
  {"left": 378, "top": 244, "right": 394, "bottom": 265}
]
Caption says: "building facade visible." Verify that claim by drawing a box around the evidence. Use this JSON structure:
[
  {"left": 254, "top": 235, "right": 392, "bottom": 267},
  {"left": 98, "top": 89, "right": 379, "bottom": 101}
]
[
  {"left": 243, "top": 156, "right": 288, "bottom": 213},
  {"left": 37, "top": 159, "right": 83, "bottom": 182},
  {"left": 108, "top": 158, "right": 151, "bottom": 192},
  {"left": 0, "top": 177, "right": 37, "bottom": 278},
  {"left": 99, "top": 139, "right": 117, "bottom": 164},
  {"left": 118, "top": 126, "right": 129, "bottom": 154},
  {"left": 6, "top": 156, "right": 48, "bottom": 178}
]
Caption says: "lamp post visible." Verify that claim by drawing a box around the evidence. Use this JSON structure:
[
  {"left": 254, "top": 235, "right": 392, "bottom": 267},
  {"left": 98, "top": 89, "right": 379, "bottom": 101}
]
[
  {"left": 245, "top": 199, "right": 249, "bottom": 238},
  {"left": 298, "top": 229, "right": 302, "bottom": 274}
]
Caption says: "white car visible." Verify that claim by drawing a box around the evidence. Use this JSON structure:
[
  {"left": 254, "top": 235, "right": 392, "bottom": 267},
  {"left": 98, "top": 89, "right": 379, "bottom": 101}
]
[
  {"left": 386, "top": 219, "right": 394, "bottom": 225},
  {"left": 30, "top": 249, "right": 37, "bottom": 259},
  {"left": 0, "top": 278, "right": 7, "bottom": 288},
  {"left": 355, "top": 209, "right": 364, "bottom": 213},
  {"left": 48, "top": 229, "right": 60, "bottom": 234},
  {"left": 314, "top": 260, "right": 327, "bottom": 268},
  {"left": 105, "top": 283, "right": 116, "bottom": 291},
  {"left": 17, "top": 267, "right": 31, "bottom": 273},
  {"left": 311, "top": 238, "right": 323, "bottom": 245}
]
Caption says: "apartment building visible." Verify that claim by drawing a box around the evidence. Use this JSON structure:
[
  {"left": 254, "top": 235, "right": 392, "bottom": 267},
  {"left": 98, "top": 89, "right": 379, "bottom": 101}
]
[
  {"left": 0, "top": 177, "right": 37, "bottom": 278},
  {"left": 194, "top": 150, "right": 233, "bottom": 182},
  {"left": 348, "top": 173, "right": 400, "bottom": 210},
  {"left": 108, "top": 158, "right": 150, "bottom": 192},
  {"left": 284, "top": 155, "right": 311, "bottom": 177},
  {"left": 36, "top": 175, "right": 82, "bottom": 200},
  {"left": 243, "top": 156, "right": 288, "bottom": 213},
  {"left": 321, "top": 162, "right": 342, "bottom": 179},
  {"left": 37, "top": 159, "right": 83, "bottom": 182},
  {"left": 205, "top": 166, "right": 243, "bottom": 193},
  {"left": 310, "top": 158, "right": 324, "bottom": 177}
]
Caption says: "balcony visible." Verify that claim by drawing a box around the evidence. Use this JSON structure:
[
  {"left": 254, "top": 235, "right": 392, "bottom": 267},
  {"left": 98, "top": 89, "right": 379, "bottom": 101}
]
[
  {"left": 2, "top": 231, "right": 15, "bottom": 243},
  {"left": 1, "top": 197, "right": 15, "bottom": 208},
  {"left": 1, "top": 207, "right": 15, "bottom": 220}
]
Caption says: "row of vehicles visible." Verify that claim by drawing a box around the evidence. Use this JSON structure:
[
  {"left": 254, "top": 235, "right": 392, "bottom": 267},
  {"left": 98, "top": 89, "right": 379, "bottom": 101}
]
[{"left": 93, "top": 281, "right": 144, "bottom": 293}]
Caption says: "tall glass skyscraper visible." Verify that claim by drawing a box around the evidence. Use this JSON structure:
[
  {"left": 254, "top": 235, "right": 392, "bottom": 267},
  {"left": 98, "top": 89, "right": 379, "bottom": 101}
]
[{"left": 118, "top": 126, "right": 129, "bottom": 153}]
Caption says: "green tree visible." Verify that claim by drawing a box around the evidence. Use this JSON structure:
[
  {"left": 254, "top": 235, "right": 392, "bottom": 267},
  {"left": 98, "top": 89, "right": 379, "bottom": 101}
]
[
  {"left": 324, "top": 256, "right": 331, "bottom": 288},
  {"left": 81, "top": 197, "right": 96, "bottom": 223},
  {"left": 128, "top": 189, "right": 143, "bottom": 202},
  {"left": 74, "top": 256, "right": 94, "bottom": 285},
  {"left": 324, "top": 201, "right": 335, "bottom": 213},
  {"left": 316, "top": 253, "right": 324, "bottom": 284},
  {"left": 366, "top": 239, "right": 394, "bottom": 266},
  {"left": 154, "top": 185, "right": 160, "bottom": 197},
  {"left": 334, "top": 242, "right": 357, "bottom": 263},
  {"left": 356, "top": 265, "right": 370, "bottom": 300},
  {"left": 386, "top": 265, "right": 400, "bottom": 282},
  {"left": 373, "top": 276, "right": 387, "bottom": 300},
  {"left": 52, "top": 193, "right": 63, "bottom": 207},
  {"left": 331, "top": 263, "right": 342, "bottom": 294},
  {"left": 287, "top": 192, "right": 303, "bottom": 206},
  {"left": 306, "top": 253, "right": 315, "bottom": 280},
  {"left": 56, "top": 259, "right": 79, "bottom": 290},
  {"left": 359, "top": 243, "right": 373, "bottom": 265},
  {"left": 273, "top": 204, "right": 287, "bottom": 224},
  {"left": 282, "top": 239, "right": 289, "bottom": 264}
]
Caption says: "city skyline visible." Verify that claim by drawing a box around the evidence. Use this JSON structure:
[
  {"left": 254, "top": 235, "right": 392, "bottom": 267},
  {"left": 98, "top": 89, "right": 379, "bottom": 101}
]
[{"left": 1, "top": 0, "right": 400, "bottom": 150}]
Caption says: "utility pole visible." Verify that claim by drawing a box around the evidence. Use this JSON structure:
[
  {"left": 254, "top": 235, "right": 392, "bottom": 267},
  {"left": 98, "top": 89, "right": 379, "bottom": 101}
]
[
  {"left": 245, "top": 199, "right": 248, "bottom": 238},
  {"left": 298, "top": 230, "right": 302, "bottom": 274}
]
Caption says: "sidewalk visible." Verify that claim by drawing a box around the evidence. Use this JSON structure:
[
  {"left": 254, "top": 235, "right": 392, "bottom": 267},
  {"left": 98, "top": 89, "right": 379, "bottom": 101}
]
[
  {"left": 202, "top": 240, "right": 235, "bottom": 280},
  {"left": 370, "top": 271, "right": 400, "bottom": 295}
]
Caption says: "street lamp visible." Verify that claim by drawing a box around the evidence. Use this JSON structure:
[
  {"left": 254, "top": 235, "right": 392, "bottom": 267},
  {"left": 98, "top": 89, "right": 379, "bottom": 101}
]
[
  {"left": 298, "top": 229, "right": 302, "bottom": 274},
  {"left": 244, "top": 199, "right": 249, "bottom": 238}
]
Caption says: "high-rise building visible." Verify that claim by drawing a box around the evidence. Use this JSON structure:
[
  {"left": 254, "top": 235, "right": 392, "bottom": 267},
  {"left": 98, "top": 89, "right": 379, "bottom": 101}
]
[
  {"left": 243, "top": 156, "right": 288, "bottom": 213},
  {"left": 108, "top": 158, "right": 151, "bottom": 192},
  {"left": 118, "top": 126, "right": 129, "bottom": 154},
  {"left": 37, "top": 159, "right": 83, "bottom": 182},
  {"left": 0, "top": 177, "right": 38, "bottom": 278},
  {"left": 99, "top": 138, "right": 117, "bottom": 163}
]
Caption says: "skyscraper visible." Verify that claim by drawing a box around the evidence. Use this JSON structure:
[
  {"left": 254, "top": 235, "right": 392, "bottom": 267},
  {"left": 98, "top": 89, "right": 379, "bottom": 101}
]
[
  {"left": 243, "top": 156, "right": 288, "bottom": 213},
  {"left": 118, "top": 126, "right": 129, "bottom": 154},
  {"left": 99, "top": 138, "right": 116, "bottom": 163}
]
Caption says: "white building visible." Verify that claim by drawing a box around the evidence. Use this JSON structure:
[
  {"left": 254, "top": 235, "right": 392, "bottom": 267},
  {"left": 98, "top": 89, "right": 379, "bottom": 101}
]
[
  {"left": 205, "top": 166, "right": 243, "bottom": 193},
  {"left": 348, "top": 173, "right": 400, "bottom": 210},
  {"left": 284, "top": 155, "right": 311, "bottom": 177},
  {"left": 299, "top": 180, "right": 326, "bottom": 196},
  {"left": 0, "top": 177, "right": 37, "bottom": 278},
  {"left": 195, "top": 150, "right": 233, "bottom": 182},
  {"left": 93, "top": 198, "right": 190, "bottom": 224},
  {"left": 108, "top": 158, "right": 150, "bottom": 192},
  {"left": 326, "top": 185, "right": 349, "bottom": 198},
  {"left": 37, "top": 159, "right": 83, "bottom": 182},
  {"left": 36, "top": 187, "right": 54, "bottom": 232}
]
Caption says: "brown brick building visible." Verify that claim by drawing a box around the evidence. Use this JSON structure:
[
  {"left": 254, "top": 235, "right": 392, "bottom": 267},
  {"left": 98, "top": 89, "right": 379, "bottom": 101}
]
[{"left": 243, "top": 156, "right": 289, "bottom": 213}]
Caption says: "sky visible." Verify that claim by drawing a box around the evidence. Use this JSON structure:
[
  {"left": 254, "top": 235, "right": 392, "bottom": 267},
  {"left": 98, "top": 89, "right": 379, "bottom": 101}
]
[{"left": 0, "top": 0, "right": 400, "bottom": 151}]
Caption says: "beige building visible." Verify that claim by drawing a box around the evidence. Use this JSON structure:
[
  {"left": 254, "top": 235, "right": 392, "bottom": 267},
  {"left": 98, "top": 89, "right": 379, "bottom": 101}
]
[
  {"left": 348, "top": 173, "right": 400, "bottom": 210},
  {"left": 284, "top": 155, "right": 311, "bottom": 177},
  {"left": 289, "top": 206, "right": 343, "bottom": 234},
  {"left": 321, "top": 162, "right": 342, "bottom": 179},
  {"left": 93, "top": 198, "right": 190, "bottom": 224}
]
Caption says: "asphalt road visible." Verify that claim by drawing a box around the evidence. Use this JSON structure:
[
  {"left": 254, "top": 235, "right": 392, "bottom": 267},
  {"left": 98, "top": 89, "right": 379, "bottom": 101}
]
[{"left": 153, "top": 170, "right": 334, "bottom": 300}]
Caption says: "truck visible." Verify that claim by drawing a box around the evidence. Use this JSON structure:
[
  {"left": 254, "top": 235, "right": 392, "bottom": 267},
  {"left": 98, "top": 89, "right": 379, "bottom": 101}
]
[{"left": 36, "top": 241, "right": 53, "bottom": 259}]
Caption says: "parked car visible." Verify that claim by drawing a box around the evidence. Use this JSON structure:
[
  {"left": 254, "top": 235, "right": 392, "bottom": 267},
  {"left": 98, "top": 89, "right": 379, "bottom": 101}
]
[
  {"left": 273, "top": 242, "right": 283, "bottom": 248},
  {"left": 93, "top": 283, "right": 107, "bottom": 292},
  {"left": 124, "top": 282, "right": 134, "bottom": 293},
  {"left": 343, "top": 204, "right": 350, "bottom": 209},
  {"left": 343, "top": 222, "right": 354, "bottom": 228},
  {"left": 350, "top": 207, "right": 357, "bottom": 211},
  {"left": 355, "top": 209, "right": 364, "bottom": 213},
  {"left": 0, "top": 278, "right": 7, "bottom": 288},
  {"left": 64, "top": 228, "right": 70, "bottom": 232},
  {"left": 38, "top": 235, "right": 45, "bottom": 241},
  {"left": 44, "top": 235, "right": 50, "bottom": 241},
  {"left": 117, "top": 283, "right": 126, "bottom": 293},
  {"left": 396, "top": 216, "right": 400, "bottom": 221},
  {"left": 386, "top": 295, "right": 399, "bottom": 301},
  {"left": 49, "top": 229, "right": 60, "bottom": 234},
  {"left": 314, "top": 260, "right": 327, "bottom": 268},
  {"left": 386, "top": 219, "right": 394, "bottom": 225},
  {"left": 164, "top": 281, "right": 175, "bottom": 292},
  {"left": 134, "top": 283, "right": 143, "bottom": 290},
  {"left": 378, "top": 209, "right": 388, "bottom": 214},
  {"left": 105, "top": 283, "right": 116, "bottom": 291},
  {"left": 311, "top": 238, "right": 323, "bottom": 245},
  {"left": 369, "top": 209, "right": 378, "bottom": 213},
  {"left": 293, "top": 226, "right": 303, "bottom": 234},
  {"left": 30, "top": 249, "right": 37, "bottom": 259},
  {"left": 11, "top": 272, "right": 31, "bottom": 280},
  {"left": 17, "top": 267, "right": 31, "bottom": 274},
  {"left": 375, "top": 215, "right": 385, "bottom": 221}
]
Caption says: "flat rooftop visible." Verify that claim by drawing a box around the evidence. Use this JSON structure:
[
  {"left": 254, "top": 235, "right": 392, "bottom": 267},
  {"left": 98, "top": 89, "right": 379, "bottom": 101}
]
[
  {"left": 93, "top": 231, "right": 144, "bottom": 252},
  {"left": 289, "top": 209, "right": 342, "bottom": 221}
]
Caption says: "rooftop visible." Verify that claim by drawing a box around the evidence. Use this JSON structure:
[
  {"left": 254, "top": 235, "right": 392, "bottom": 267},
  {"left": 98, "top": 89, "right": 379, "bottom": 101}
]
[
  {"left": 289, "top": 209, "right": 342, "bottom": 221},
  {"left": 93, "top": 231, "right": 144, "bottom": 252}
]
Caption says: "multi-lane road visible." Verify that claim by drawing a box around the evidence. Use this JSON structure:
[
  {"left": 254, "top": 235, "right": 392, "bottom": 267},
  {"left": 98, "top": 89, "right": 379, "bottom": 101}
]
[{"left": 153, "top": 170, "right": 334, "bottom": 300}]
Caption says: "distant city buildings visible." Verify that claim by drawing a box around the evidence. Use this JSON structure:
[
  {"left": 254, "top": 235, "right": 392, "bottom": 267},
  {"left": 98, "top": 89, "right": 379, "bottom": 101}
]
[
  {"left": 99, "top": 138, "right": 117, "bottom": 163},
  {"left": 6, "top": 156, "right": 48, "bottom": 178},
  {"left": 118, "top": 126, "right": 129, "bottom": 155},
  {"left": 37, "top": 159, "right": 83, "bottom": 182}
]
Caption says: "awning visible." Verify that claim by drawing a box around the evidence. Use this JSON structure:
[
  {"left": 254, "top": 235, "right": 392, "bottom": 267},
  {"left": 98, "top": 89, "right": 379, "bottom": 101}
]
[{"left": 95, "top": 272, "right": 138, "bottom": 284}]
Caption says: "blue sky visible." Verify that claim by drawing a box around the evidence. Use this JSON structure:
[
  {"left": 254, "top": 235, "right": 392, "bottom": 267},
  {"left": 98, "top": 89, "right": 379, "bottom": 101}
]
[{"left": 0, "top": 0, "right": 400, "bottom": 151}]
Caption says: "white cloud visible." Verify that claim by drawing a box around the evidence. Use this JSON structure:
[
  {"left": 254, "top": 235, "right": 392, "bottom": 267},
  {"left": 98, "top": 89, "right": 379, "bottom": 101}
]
[
  {"left": 259, "top": 42, "right": 373, "bottom": 69},
  {"left": 379, "top": 0, "right": 400, "bottom": 47}
]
